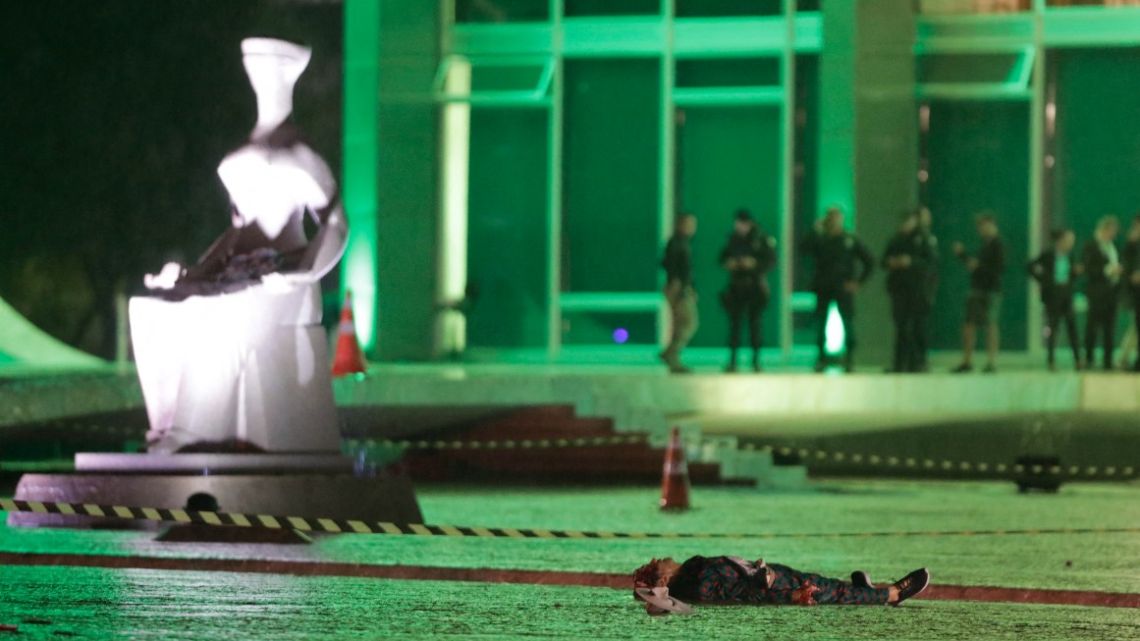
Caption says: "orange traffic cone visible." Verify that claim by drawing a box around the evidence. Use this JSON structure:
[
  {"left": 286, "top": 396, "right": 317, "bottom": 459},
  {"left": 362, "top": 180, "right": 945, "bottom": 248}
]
[
  {"left": 659, "top": 427, "right": 691, "bottom": 511},
  {"left": 332, "top": 291, "right": 368, "bottom": 377}
]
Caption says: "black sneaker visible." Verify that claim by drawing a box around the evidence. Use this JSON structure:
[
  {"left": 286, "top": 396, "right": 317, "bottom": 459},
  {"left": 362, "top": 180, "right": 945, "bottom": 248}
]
[
  {"left": 891, "top": 568, "right": 930, "bottom": 606},
  {"left": 851, "top": 570, "right": 874, "bottom": 589},
  {"left": 951, "top": 363, "right": 973, "bottom": 373},
  {"left": 982, "top": 364, "right": 997, "bottom": 374},
  {"left": 725, "top": 362, "right": 738, "bottom": 373}
]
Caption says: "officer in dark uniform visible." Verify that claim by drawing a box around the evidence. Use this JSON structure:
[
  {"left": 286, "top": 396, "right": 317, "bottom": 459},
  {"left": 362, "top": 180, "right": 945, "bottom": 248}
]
[
  {"left": 1081, "top": 215, "right": 1122, "bottom": 371},
  {"left": 1122, "top": 215, "right": 1140, "bottom": 372},
  {"left": 882, "top": 209, "right": 935, "bottom": 373},
  {"left": 1028, "top": 228, "right": 1083, "bottom": 371},
  {"left": 913, "top": 207, "right": 939, "bottom": 371},
  {"left": 719, "top": 209, "right": 777, "bottom": 372},
  {"left": 800, "top": 205, "right": 875, "bottom": 373}
]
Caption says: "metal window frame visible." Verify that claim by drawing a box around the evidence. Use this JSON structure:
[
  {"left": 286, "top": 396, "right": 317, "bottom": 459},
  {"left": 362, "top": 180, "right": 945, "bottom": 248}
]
[
  {"left": 915, "top": 45, "right": 1036, "bottom": 101},
  {"left": 432, "top": 54, "right": 556, "bottom": 107}
]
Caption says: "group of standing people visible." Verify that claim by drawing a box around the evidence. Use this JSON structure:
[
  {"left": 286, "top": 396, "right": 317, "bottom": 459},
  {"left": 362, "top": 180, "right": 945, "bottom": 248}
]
[
  {"left": 1028, "top": 215, "right": 1140, "bottom": 372},
  {"left": 659, "top": 205, "right": 1140, "bottom": 374},
  {"left": 661, "top": 210, "right": 777, "bottom": 374}
]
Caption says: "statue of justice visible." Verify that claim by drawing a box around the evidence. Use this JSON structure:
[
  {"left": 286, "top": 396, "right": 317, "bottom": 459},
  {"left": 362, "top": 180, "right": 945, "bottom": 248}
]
[{"left": 131, "top": 38, "right": 347, "bottom": 454}]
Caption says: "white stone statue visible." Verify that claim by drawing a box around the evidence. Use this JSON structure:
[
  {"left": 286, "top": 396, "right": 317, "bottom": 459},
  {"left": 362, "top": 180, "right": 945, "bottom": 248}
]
[{"left": 131, "top": 38, "right": 347, "bottom": 454}]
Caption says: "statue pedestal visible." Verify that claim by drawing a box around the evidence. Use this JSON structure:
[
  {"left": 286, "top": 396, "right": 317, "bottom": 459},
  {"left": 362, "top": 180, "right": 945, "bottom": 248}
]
[{"left": 7, "top": 453, "right": 422, "bottom": 538}]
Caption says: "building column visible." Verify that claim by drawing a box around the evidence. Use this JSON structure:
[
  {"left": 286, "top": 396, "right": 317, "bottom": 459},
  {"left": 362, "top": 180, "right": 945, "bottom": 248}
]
[
  {"left": 342, "top": 0, "right": 382, "bottom": 352},
  {"left": 817, "top": 0, "right": 918, "bottom": 365},
  {"left": 374, "top": 2, "right": 442, "bottom": 360}
]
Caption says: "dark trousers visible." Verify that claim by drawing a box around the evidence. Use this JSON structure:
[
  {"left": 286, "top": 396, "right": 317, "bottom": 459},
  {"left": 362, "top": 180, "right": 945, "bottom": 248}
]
[
  {"left": 1044, "top": 295, "right": 1079, "bottom": 366},
  {"left": 725, "top": 291, "right": 763, "bottom": 364},
  {"left": 766, "top": 564, "right": 890, "bottom": 606},
  {"left": 1133, "top": 302, "right": 1140, "bottom": 371},
  {"left": 663, "top": 286, "right": 698, "bottom": 363},
  {"left": 914, "top": 302, "right": 931, "bottom": 370},
  {"left": 815, "top": 288, "right": 855, "bottom": 363},
  {"left": 890, "top": 293, "right": 924, "bottom": 373},
  {"left": 1085, "top": 289, "right": 1117, "bottom": 368}
]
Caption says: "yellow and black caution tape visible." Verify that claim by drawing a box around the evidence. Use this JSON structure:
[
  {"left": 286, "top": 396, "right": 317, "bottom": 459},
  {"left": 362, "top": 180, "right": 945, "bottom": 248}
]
[
  {"left": 2, "top": 498, "right": 1138, "bottom": 539},
  {"left": 10, "top": 421, "right": 1135, "bottom": 482},
  {"left": 736, "top": 442, "right": 1138, "bottom": 481},
  {"left": 17, "top": 421, "right": 647, "bottom": 451},
  {"left": 345, "top": 435, "right": 646, "bottom": 451}
]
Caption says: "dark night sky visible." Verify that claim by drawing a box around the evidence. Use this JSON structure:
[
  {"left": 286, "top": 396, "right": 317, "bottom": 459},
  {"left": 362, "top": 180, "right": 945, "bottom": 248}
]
[{"left": 0, "top": 1, "right": 343, "bottom": 356}]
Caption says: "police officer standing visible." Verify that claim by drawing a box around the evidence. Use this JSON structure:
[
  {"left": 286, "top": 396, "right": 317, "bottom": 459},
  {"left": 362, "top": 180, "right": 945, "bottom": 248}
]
[
  {"left": 660, "top": 213, "right": 699, "bottom": 374},
  {"left": 913, "top": 207, "right": 939, "bottom": 371},
  {"left": 800, "top": 205, "right": 875, "bottom": 373},
  {"left": 1028, "top": 229, "right": 1083, "bottom": 371},
  {"left": 1122, "top": 215, "right": 1140, "bottom": 372},
  {"left": 719, "top": 209, "right": 777, "bottom": 372},
  {"left": 1082, "top": 215, "right": 1122, "bottom": 371},
  {"left": 882, "top": 209, "right": 935, "bottom": 373}
]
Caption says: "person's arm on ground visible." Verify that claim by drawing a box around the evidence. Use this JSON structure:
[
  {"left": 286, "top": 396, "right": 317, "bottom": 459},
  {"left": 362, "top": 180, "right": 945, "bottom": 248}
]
[{"left": 697, "top": 559, "right": 767, "bottom": 603}]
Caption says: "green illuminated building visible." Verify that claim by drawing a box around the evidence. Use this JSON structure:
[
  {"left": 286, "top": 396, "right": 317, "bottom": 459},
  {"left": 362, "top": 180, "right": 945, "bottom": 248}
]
[{"left": 342, "top": 1, "right": 1140, "bottom": 364}]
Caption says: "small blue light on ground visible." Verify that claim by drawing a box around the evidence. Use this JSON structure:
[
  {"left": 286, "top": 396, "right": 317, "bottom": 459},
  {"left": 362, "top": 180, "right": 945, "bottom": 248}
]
[{"left": 612, "top": 328, "right": 629, "bottom": 344}]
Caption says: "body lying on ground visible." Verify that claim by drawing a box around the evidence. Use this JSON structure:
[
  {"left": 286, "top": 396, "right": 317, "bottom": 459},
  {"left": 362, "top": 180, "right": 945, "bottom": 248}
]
[{"left": 632, "top": 555, "right": 930, "bottom": 615}]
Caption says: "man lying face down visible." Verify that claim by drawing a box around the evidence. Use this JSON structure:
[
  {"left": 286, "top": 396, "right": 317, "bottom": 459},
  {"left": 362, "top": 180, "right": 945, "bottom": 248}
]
[{"left": 632, "top": 556, "right": 929, "bottom": 614}]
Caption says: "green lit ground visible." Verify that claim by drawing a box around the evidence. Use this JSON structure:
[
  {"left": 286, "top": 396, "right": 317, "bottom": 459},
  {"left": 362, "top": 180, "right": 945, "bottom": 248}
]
[
  {"left": 2, "top": 480, "right": 1139, "bottom": 639},
  {"left": 4, "top": 566, "right": 1140, "bottom": 641}
]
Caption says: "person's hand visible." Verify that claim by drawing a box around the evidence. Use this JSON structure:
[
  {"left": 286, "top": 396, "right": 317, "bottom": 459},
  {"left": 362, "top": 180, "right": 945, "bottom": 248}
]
[
  {"left": 143, "top": 262, "right": 183, "bottom": 290},
  {"left": 843, "top": 280, "right": 860, "bottom": 293},
  {"left": 897, "top": 255, "right": 912, "bottom": 269},
  {"left": 1131, "top": 271, "right": 1140, "bottom": 285},
  {"left": 952, "top": 241, "right": 965, "bottom": 256},
  {"left": 1075, "top": 264, "right": 1085, "bottom": 275},
  {"left": 1108, "top": 264, "right": 1124, "bottom": 278},
  {"left": 966, "top": 257, "right": 979, "bottom": 272},
  {"left": 741, "top": 256, "right": 758, "bottom": 269},
  {"left": 725, "top": 258, "right": 739, "bottom": 271}
]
